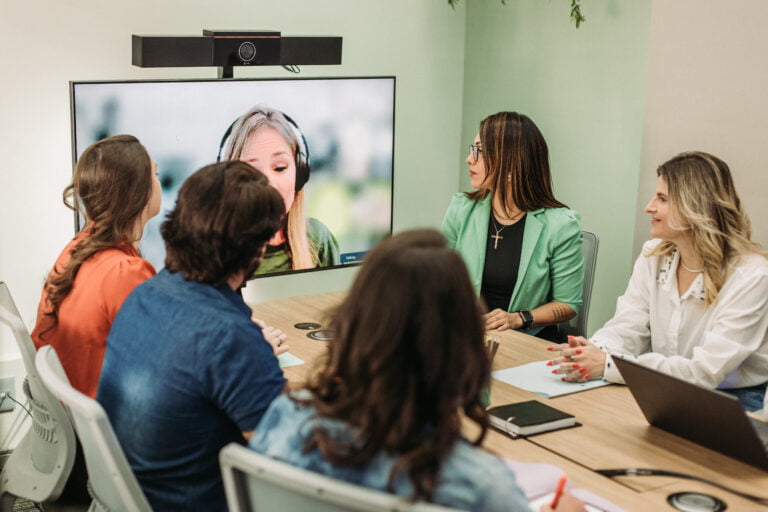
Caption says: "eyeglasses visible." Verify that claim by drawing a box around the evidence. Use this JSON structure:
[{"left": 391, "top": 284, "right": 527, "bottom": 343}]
[{"left": 468, "top": 144, "right": 482, "bottom": 163}]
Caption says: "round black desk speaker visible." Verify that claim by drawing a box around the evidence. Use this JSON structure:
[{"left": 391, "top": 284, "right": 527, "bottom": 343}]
[
  {"left": 667, "top": 492, "right": 727, "bottom": 512},
  {"left": 294, "top": 322, "right": 322, "bottom": 330},
  {"left": 307, "top": 329, "right": 334, "bottom": 341}
]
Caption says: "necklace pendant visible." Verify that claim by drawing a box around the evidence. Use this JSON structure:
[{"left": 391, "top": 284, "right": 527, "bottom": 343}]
[{"left": 492, "top": 233, "right": 502, "bottom": 249}]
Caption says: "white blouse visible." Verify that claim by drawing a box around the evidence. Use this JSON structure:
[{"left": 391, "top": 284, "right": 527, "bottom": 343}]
[{"left": 592, "top": 239, "right": 768, "bottom": 389}]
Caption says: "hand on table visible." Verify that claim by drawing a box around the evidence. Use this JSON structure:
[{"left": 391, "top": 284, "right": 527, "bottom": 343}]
[
  {"left": 546, "top": 335, "right": 605, "bottom": 382},
  {"left": 484, "top": 308, "right": 523, "bottom": 331},
  {"left": 253, "top": 318, "right": 290, "bottom": 356},
  {"left": 540, "top": 489, "right": 587, "bottom": 512}
]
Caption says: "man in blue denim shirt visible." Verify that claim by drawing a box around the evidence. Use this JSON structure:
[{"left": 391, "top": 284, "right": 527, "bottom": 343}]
[{"left": 97, "top": 161, "right": 287, "bottom": 512}]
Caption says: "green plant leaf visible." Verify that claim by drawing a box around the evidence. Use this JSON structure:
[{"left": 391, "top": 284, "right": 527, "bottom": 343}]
[{"left": 447, "top": 0, "right": 584, "bottom": 28}]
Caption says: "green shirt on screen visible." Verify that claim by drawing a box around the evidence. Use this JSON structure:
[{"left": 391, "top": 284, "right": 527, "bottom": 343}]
[{"left": 256, "top": 218, "right": 340, "bottom": 275}]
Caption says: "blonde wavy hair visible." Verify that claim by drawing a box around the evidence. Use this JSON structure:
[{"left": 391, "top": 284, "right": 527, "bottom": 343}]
[
  {"left": 648, "top": 151, "right": 764, "bottom": 305},
  {"left": 221, "top": 105, "right": 316, "bottom": 270}
]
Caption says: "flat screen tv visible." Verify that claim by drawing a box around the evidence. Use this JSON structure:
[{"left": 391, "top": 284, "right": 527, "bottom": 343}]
[{"left": 70, "top": 76, "right": 395, "bottom": 278}]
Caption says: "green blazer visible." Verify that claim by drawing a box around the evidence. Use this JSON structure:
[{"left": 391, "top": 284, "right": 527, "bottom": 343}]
[{"left": 441, "top": 193, "right": 584, "bottom": 335}]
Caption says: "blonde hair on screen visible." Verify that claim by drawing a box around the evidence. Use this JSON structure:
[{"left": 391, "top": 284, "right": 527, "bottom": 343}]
[{"left": 222, "top": 105, "right": 316, "bottom": 270}]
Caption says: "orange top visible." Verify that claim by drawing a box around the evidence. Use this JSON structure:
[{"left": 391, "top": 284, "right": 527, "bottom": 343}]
[{"left": 32, "top": 230, "right": 156, "bottom": 398}]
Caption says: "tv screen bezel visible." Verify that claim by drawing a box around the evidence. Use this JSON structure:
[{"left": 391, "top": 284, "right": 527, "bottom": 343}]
[{"left": 68, "top": 75, "right": 396, "bottom": 279}]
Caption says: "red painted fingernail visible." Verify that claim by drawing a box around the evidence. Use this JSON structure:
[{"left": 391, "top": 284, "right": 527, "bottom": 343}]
[
  {"left": 572, "top": 364, "right": 580, "bottom": 369},
  {"left": 551, "top": 370, "right": 558, "bottom": 374},
  {"left": 546, "top": 346, "right": 554, "bottom": 351},
  {"left": 579, "top": 368, "right": 586, "bottom": 374},
  {"left": 546, "top": 361, "right": 553, "bottom": 366},
  {"left": 561, "top": 377, "right": 566, "bottom": 381},
  {"left": 576, "top": 349, "right": 583, "bottom": 354},
  {"left": 585, "top": 374, "right": 591, "bottom": 379}
]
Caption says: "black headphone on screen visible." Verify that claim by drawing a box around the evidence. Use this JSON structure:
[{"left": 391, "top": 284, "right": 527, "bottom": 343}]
[{"left": 216, "top": 109, "right": 311, "bottom": 192}]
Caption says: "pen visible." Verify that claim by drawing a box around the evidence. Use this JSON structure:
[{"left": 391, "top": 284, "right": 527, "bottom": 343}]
[{"left": 550, "top": 474, "right": 568, "bottom": 509}]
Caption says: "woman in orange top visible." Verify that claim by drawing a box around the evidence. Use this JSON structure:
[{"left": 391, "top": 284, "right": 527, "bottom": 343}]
[{"left": 32, "top": 134, "right": 161, "bottom": 398}]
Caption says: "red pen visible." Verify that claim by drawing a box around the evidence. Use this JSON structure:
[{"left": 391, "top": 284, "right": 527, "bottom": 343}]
[{"left": 550, "top": 474, "right": 568, "bottom": 509}]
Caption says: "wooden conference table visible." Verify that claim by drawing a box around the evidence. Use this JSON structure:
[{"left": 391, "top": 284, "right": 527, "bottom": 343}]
[{"left": 249, "top": 292, "right": 768, "bottom": 511}]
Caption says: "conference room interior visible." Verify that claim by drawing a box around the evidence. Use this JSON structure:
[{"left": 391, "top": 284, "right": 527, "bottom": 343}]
[{"left": 2, "top": 1, "right": 768, "bottom": 511}]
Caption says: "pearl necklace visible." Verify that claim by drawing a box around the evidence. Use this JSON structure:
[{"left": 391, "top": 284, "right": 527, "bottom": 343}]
[{"left": 679, "top": 260, "right": 703, "bottom": 273}]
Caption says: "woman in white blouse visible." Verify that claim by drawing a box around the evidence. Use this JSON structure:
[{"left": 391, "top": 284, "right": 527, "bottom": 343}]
[{"left": 550, "top": 151, "right": 768, "bottom": 411}]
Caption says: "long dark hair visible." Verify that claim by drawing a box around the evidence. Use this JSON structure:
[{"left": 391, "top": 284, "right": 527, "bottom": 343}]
[
  {"left": 162, "top": 160, "right": 285, "bottom": 285},
  {"left": 40, "top": 135, "right": 153, "bottom": 337},
  {"left": 468, "top": 111, "right": 566, "bottom": 215},
  {"left": 301, "top": 229, "right": 490, "bottom": 501}
]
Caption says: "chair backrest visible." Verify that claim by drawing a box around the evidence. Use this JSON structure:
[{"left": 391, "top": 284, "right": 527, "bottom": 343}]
[
  {"left": 34, "top": 345, "right": 152, "bottom": 512},
  {"left": 220, "top": 443, "right": 464, "bottom": 512},
  {"left": 558, "top": 230, "right": 599, "bottom": 338},
  {"left": 0, "top": 281, "right": 76, "bottom": 504}
]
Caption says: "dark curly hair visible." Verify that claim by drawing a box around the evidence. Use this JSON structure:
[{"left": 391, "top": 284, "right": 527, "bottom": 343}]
[{"left": 162, "top": 161, "right": 285, "bottom": 285}]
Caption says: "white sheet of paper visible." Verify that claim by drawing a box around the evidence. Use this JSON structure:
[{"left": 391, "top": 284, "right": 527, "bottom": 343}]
[
  {"left": 528, "top": 492, "right": 607, "bottom": 512},
  {"left": 504, "top": 460, "right": 624, "bottom": 512},
  {"left": 492, "top": 360, "right": 610, "bottom": 398},
  {"left": 277, "top": 352, "right": 304, "bottom": 368}
]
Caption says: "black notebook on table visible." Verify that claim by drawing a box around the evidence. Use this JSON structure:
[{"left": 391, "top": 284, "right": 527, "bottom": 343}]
[
  {"left": 487, "top": 400, "right": 576, "bottom": 437},
  {"left": 614, "top": 357, "right": 768, "bottom": 470}
]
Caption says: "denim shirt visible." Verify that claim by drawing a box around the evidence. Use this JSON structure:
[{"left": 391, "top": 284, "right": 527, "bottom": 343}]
[
  {"left": 249, "top": 394, "right": 532, "bottom": 512},
  {"left": 98, "top": 269, "right": 285, "bottom": 512}
]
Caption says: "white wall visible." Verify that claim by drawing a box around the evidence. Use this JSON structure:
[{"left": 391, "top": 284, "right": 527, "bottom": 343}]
[
  {"left": 634, "top": 0, "right": 768, "bottom": 253},
  {"left": 0, "top": 0, "right": 467, "bottom": 447}
]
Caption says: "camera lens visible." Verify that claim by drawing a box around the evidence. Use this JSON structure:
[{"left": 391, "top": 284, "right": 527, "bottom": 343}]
[{"left": 238, "top": 42, "right": 257, "bottom": 62}]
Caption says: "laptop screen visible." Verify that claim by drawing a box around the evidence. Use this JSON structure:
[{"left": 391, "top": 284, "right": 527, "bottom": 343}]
[{"left": 613, "top": 357, "right": 768, "bottom": 470}]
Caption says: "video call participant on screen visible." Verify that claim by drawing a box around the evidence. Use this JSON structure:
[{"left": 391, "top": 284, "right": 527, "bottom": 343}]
[
  {"left": 250, "top": 230, "right": 585, "bottom": 512},
  {"left": 97, "top": 161, "right": 288, "bottom": 511},
  {"left": 218, "top": 105, "right": 339, "bottom": 274},
  {"left": 31, "top": 134, "right": 160, "bottom": 399},
  {"left": 442, "top": 112, "right": 583, "bottom": 342},
  {"left": 551, "top": 152, "right": 768, "bottom": 411}
]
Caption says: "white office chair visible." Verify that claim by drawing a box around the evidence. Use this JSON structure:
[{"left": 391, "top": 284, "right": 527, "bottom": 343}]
[
  {"left": 558, "top": 230, "right": 599, "bottom": 338},
  {"left": 34, "top": 345, "right": 152, "bottom": 512},
  {"left": 220, "top": 443, "right": 465, "bottom": 512},
  {"left": 0, "top": 281, "right": 76, "bottom": 511}
]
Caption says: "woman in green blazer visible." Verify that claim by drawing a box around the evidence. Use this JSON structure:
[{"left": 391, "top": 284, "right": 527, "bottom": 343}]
[{"left": 441, "top": 112, "right": 583, "bottom": 340}]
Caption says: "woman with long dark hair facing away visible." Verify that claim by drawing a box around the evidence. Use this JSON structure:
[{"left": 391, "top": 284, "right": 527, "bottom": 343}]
[
  {"left": 250, "top": 229, "right": 584, "bottom": 512},
  {"left": 32, "top": 134, "right": 161, "bottom": 398},
  {"left": 442, "top": 112, "right": 583, "bottom": 341},
  {"left": 550, "top": 152, "right": 768, "bottom": 412}
]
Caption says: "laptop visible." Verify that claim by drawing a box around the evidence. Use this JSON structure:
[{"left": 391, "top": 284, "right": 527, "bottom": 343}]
[{"left": 614, "top": 357, "right": 768, "bottom": 470}]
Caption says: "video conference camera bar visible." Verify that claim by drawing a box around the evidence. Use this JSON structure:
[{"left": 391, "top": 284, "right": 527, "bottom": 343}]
[{"left": 132, "top": 30, "right": 342, "bottom": 78}]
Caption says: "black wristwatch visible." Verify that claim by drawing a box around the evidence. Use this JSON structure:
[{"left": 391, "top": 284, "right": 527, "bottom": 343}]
[{"left": 517, "top": 309, "right": 534, "bottom": 330}]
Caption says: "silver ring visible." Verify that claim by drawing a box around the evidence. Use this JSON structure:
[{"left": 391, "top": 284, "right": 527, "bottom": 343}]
[{"left": 568, "top": 355, "right": 574, "bottom": 361}]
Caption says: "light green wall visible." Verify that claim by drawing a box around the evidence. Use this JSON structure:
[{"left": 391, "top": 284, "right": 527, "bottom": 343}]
[
  {"left": 460, "top": 0, "right": 652, "bottom": 334},
  {"left": 0, "top": 0, "right": 653, "bottom": 340},
  {"left": 0, "top": 0, "right": 467, "bottom": 446},
  {"left": 0, "top": 0, "right": 468, "bottom": 323}
]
